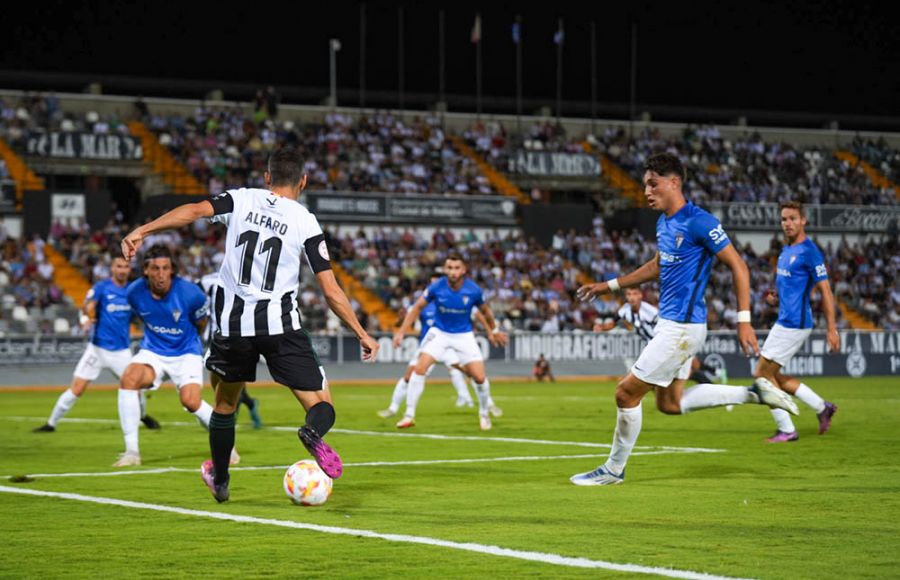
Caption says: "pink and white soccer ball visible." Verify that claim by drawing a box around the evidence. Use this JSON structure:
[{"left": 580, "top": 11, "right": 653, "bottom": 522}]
[{"left": 283, "top": 459, "right": 333, "bottom": 506}]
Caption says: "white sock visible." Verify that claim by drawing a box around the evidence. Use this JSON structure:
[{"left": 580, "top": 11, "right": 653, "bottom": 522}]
[
  {"left": 473, "top": 379, "right": 492, "bottom": 417},
  {"left": 193, "top": 400, "right": 213, "bottom": 429},
  {"left": 48, "top": 388, "right": 79, "bottom": 427},
  {"left": 139, "top": 390, "right": 148, "bottom": 419},
  {"left": 448, "top": 369, "right": 472, "bottom": 403},
  {"left": 389, "top": 378, "right": 408, "bottom": 413},
  {"left": 606, "top": 403, "right": 642, "bottom": 474},
  {"left": 117, "top": 389, "right": 141, "bottom": 455},
  {"left": 405, "top": 373, "right": 426, "bottom": 418},
  {"left": 770, "top": 408, "right": 796, "bottom": 433},
  {"left": 680, "top": 383, "right": 757, "bottom": 414},
  {"left": 793, "top": 384, "right": 826, "bottom": 414}
]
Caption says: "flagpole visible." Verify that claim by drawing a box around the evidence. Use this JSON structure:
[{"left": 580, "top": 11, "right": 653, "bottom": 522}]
[
  {"left": 515, "top": 15, "right": 523, "bottom": 135},
  {"left": 555, "top": 18, "right": 564, "bottom": 123}
]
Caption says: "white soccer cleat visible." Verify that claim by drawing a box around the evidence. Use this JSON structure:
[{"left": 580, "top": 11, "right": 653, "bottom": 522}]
[
  {"left": 112, "top": 452, "right": 142, "bottom": 467},
  {"left": 570, "top": 465, "right": 625, "bottom": 486},
  {"left": 229, "top": 447, "right": 241, "bottom": 466},
  {"left": 377, "top": 408, "right": 397, "bottom": 418},
  {"left": 751, "top": 377, "right": 800, "bottom": 416},
  {"left": 479, "top": 415, "right": 492, "bottom": 431},
  {"left": 455, "top": 398, "right": 474, "bottom": 408},
  {"left": 488, "top": 404, "right": 503, "bottom": 418},
  {"left": 396, "top": 416, "right": 416, "bottom": 429}
]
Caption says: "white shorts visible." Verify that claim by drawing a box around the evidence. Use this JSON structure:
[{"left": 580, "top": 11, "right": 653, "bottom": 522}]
[
  {"left": 131, "top": 350, "right": 204, "bottom": 390},
  {"left": 760, "top": 323, "right": 812, "bottom": 367},
  {"left": 73, "top": 343, "right": 132, "bottom": 381},
  {"left": 407, "top": 345, "right": 462, "bottom": 369},
  {"left": 631, "top": 319, "right": 707, "bottom": 388},
  {"left": 419, "top": 327, "right": 484, "bottom": 367}
]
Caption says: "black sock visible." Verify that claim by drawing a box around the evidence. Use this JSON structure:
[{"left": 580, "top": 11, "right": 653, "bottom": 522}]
[
  {"left": 690, "top": 370, "right": 716, "bottom": 384},
  {"left": 239, "top": 388, "right": 255, "bottom": 409},
  {"left": 700, "top": 362, "right": 717, "bottom": 373},
  {"left": 209, "top": 412, "right": 236, "bottom": 486},
  {"left": 305, "top": 402, "right": 336, "bottom": 436}
]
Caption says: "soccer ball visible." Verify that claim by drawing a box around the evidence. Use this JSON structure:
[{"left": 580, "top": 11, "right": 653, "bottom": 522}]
[{"left": 283, "top": 459, "right": 333, "bottom": 506}]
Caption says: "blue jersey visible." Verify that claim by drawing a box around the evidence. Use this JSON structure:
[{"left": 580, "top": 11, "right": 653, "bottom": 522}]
[
  {"left": 87, "top": 278, "right": 132, "bottom": 351},
  {"left": 657, "top": 202, "right": 731, "bottom": 324},
  {"left": 775, "top": 238, "right": 828, "bottom": 329},
  {"left": 419, "top": 302, "right": 438, "bottom": 343},
  {"left": 424, "top": 277, "right": 484, "bottom": 334},
  {"left": 127, "top": 277, "right": 209, "bottom": 356}
]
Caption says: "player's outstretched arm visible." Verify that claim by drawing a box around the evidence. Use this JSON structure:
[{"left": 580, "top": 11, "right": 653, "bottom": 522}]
[
  {"left": 816, "top": 280, "right": 840, "bottom": 353},
  {"left": 316, "top": 269, "right": 379, "bottom": 361},
  {"left": 477, "top": 303, "right": 508, "bottom": 347},
  {"left": 121, "top": 201, "right": 215, "bottom": 261},
  {"left": 715, "top": 244, "right": 759, "bottom": 356},
  {"left": 576, "top": 253, "right": 659, "bottom": 302},
  {"left": 393, "top": 296, "right": 427, "bottom": 348}
]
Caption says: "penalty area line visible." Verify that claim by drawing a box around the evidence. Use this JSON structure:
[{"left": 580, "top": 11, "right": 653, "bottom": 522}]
[{"left": 0, "top": 485, "right": 753, "bottom": 580}]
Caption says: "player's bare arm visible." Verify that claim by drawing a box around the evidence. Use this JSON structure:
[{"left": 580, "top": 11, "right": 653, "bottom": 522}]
[
  {"left": 80, "top": 298, "right": 98, "bottom": 331},
  {"left": 316, "top": 270, "right": 379, "bottom": 361},
  {"left": 577, "top": 253, "right": 659, "bottom": 302},
  {"left": 477, "top": 303, "right": 508, "bottom": 347},
  {"left": 593, "top": 319, "right": 617, "bottom": 332},
  {"left": 715, "top": 244, "right": 759, "bottom": 356},
  {"left": 817, "top": 279, "right": 840, "bottom": 353},
  {"left": 393, "top": 296, "right": 428, "bottom": 347},
  {"left": 121, "top": 201, "right": 215, "bottom": 260}
]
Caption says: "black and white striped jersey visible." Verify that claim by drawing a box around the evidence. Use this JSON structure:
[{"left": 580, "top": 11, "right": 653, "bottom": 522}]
[
  {"left": 198, "top": 271, "right": 220, "bottom": 341},
  {"left": 208, "top": 188, "right": 331, "bottom": 337},
  {"left": 615, "top": 301, "right": 659, "bottom": 342}
]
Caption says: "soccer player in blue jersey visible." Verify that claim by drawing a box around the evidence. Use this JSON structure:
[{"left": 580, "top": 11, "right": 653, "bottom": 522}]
[
  {"left": 754, "top": 201, "right": 839, "bottom": 442},
  {"left": 113, "top": 245, "right": 220, "bottom": 467},
  {"left": 34, "top": 252, "right": 160, "bottom": 433},
  {"left": 393, "top": 254, "right": 507, "bottom": 430},
  {"left": 570, "top": 152, "right": 798, "bottom": 486}
]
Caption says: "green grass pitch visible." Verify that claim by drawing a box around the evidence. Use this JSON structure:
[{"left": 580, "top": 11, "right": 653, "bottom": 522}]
[{"left": 1, "top": 377, "right": 898, "bottom": 579}]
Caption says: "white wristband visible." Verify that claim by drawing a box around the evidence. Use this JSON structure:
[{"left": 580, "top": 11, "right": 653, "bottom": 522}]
[
  {"left": 607, "top": 278, "right": 621, "bottom": 293},
  {"left": 737, "top": 310, "right": 751, "bottom": 323},
  {"left": 79, "top": 314, "right": 91, "bottom": 326}
]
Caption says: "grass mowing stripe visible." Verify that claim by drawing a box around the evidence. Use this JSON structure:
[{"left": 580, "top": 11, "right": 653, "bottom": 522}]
[
  {"left": 0, "top": 485, "right": 753, "bottom": 580},
  {"left": 0, "top": 416, "right": 727, "bottom": 452},
  {"left": 4, "top": 450, "right": 707, "bottom": 479}
]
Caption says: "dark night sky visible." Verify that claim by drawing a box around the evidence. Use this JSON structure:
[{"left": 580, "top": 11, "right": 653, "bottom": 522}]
[{"left": 3, "top": 0, "right": 898, "bottom": 121}]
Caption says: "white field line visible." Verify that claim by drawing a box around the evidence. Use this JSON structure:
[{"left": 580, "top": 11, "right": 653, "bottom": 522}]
[
  {"left": 1, "top": 416, "right": 726, "bottom": 454},
  {"left": 2, "top": 450, "right": 697, "bottom": 480},
  {"left": 0, "top": 485, "right": 754, "bottom": 580}
]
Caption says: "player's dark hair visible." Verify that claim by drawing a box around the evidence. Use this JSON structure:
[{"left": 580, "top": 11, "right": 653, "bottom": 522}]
[
  {"left": 644, "top": 152, "right": 686, "bottom": 182},
  {"left": 267, "top": 147, "right": 305, "bottom": 187},
  {"left": 779, "top": 200, "right": 805, "bottom": 217},
  {"left": 142, "top": 244, "right": 176, "bottom": 274},
  {"left": 445, "top": 252, "right": 466, "bottom": 265},
  {"left": 109, "top": 248, "right": 127, "bottom": 262}
]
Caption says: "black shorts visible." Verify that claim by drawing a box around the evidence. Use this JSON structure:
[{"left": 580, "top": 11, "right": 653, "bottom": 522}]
[{"left": 205, "top": 329, "right": 326, "bottom": 391}]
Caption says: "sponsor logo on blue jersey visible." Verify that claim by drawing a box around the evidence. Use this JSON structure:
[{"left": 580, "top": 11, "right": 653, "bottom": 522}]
[
  {"left": 776, "top": 239, "right": 828, "bottom": 329},
  {"left": 127, "top": 277, "right": 208, "bottom": 356},
  {"left": 89, "top": 279, "right": 132, "bottom": 351},
  {"left": 425, "top": 277, "right": 484, "bottom": 334}
]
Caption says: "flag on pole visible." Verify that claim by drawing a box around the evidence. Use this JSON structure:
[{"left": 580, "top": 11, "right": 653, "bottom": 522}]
[
  {"left": 512, "top": 21, "right": 521, "bottom": 44},
  {"left": 471, "top": 13, "right": 482, "bottom": 44}
]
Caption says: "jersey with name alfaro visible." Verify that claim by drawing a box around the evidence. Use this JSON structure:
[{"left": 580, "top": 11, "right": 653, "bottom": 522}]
[
  {"left": 128, "top": 277, "right": 208, "bottom": 356},
  {"left": 88, "top": 278, "right": 132, "bottom": 351},
  {"left": 424, "top": 277, "right": 483, "bottom": 334},
  {"left": 657, "top": 202, "right": 731, "bottom": 324},
  {"left": 616, "top": 301, "right": 659, "bottom": 342},
  {"left": 208, "top": 188, "right": 331, "bottom": 337},
  {"left": 776, "top": 238, "right": 828, "bottom": 329}
]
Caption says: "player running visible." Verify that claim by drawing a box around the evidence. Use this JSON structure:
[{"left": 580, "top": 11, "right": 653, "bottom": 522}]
[
  {"left": 121, "top": 146, "right": 379, "bottom": 503},
  {"left": 112, "top": 245, "right": 224, "bottom": 467},
  {"left": 34, "top": 251, "right": 160, "bottom": 433},
  {"left": 570, "top": 152, "right": 798, "bottom": 486},
  {"left": 754, "top": 201, "right": 839, "bottom": 442},
  {"left": 199, "top": 271, "right": 263, "bottom": 429},
  {"left": 392, "top": 253, "right": 507, "bottom": 430}
]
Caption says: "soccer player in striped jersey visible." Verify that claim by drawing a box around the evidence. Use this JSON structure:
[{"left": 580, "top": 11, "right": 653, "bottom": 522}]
[
  {"left": 570, "top": 153, "right": 798, "bottom": 486},
  {"left": 122, "top": 147, "right": 378, "bottom": 502},
  {"left": 199, "top": 271, "right": 263, "bottom": 429},
  {"left": 34, "top": 252, "right": 160, "bottom": 433},
  {"left": 754, "top": 201, "right": 839, "bottom": 442}
]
